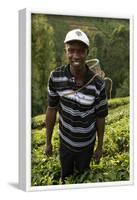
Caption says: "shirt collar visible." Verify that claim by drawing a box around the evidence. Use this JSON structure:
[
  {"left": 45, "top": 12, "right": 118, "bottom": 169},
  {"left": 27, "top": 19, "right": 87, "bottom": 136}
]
[
  {"left": 65, "top": 64, "right": 94, "bottom": 83},
  {"left": 64, "top": 64, "right": 73, "bottom": 79}
]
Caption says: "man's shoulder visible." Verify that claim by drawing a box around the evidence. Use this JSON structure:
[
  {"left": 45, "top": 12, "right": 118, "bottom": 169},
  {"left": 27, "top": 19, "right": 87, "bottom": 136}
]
[
  {"left": 52, "top": 65, "right": 66, "bottom": 73},
  {"left": 89, "top": 69, "right": 104, "bottom": 86},
  {"left": 51, "top": 65, "right": 67, "bottom": 77},
  {"left": 94, "top": 74, "right": 104, "bottom": 85}
]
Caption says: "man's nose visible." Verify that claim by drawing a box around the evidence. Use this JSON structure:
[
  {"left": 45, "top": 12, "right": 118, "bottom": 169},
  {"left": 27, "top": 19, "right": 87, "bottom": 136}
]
[{"left": 73, "top": 51, "right": 80, "bottom": 59}]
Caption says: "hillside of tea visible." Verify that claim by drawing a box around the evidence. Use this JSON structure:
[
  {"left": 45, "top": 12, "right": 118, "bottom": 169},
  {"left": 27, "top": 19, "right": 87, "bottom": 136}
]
[{"left": 31, "top": 97, "right": 130, "bottom": 186}]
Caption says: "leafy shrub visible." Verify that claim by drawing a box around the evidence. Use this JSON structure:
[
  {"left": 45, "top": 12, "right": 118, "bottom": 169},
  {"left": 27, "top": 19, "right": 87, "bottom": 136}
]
[
  {"left": 31, "top": 97, "right": 130, "bottom": 186},
  {"left": 108, "top": 96, "right": 129, "bottom": 109},
  {"left": 31, "top": 114, "right": 46, "bottom": 129}
]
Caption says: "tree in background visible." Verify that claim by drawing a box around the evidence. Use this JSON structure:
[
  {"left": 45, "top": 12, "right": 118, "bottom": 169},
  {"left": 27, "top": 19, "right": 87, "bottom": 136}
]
[
  {"left": 32, "top": 14, "right": 56, "bottom": 116},
  {"left": 48, "top": 16, "right": 69, "bottom": 67},
  {"left": 103, "top": 24, "right": 129, "bottom": 97}
]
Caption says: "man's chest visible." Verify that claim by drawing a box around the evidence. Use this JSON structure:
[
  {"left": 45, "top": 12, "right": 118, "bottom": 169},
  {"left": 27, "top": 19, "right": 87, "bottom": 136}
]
[{"left": 56, "top": 79, "right": 97, "bottom": 107}]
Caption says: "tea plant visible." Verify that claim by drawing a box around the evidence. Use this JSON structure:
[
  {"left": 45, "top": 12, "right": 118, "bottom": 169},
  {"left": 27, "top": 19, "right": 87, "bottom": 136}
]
[{"left": 31, "top": 97, "right": 130, "bottom": 186}]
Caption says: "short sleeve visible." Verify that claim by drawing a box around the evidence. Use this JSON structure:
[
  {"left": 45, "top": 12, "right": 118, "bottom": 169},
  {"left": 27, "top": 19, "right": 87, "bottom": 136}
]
[
  {"left": 47, "top": 72, "right": 59, "bottom": 108},
  {"left": 95, "top": 81, "right": 108, "bottom": 117}
]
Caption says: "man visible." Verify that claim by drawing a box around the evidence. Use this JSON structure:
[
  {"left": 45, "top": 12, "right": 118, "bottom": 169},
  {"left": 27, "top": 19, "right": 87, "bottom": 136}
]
[{"left": 45, "top": 29, "right": 108, "bottom": 183}]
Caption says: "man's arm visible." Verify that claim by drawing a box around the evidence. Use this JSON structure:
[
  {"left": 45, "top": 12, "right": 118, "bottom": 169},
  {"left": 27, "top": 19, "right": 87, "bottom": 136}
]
[
  {"left": 93, "top": 117, "right": 105, "bottom": 164},
  {"left": 45, "top": 106, "right": 57, "bottom": 157}
]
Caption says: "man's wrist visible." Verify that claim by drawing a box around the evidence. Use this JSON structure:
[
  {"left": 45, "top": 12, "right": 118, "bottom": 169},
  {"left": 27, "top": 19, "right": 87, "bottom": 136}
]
[
  {"left": 97, "top": 143, "right": 103, "bottom": 150},
  {"left": 46, "top": 142, "right": 52, "bottom": 146},
  {"left": 46, "top": 139, "right": 52, "bottom": 146}
]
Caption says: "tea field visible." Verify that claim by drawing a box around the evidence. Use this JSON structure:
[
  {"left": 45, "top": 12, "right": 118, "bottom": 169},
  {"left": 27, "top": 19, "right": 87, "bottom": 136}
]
[{"left": 31, "top": 97, "right": 130, "bottom": 186}]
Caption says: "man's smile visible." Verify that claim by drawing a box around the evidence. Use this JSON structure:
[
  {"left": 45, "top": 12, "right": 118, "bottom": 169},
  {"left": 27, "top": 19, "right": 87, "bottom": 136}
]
[{"left": 72, "top": 61, "right": 81, "bottom": 65}]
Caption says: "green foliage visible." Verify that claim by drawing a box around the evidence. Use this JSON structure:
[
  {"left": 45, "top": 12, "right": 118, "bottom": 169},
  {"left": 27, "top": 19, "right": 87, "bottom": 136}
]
[
  {"left": 31, "top": 114, "right": 45, "bottom": 129},
  {"left": 103, "top": 23, "right": 129, "bottom": 97},
  {"left": 31, "top": 128, "right": 45, "bottom": 149},
  {"left": 108, "top": 96, "right": 129, "bottom": 108},
  {"left": 48, "top": 16, "right": 70, "bottom": 67},
  {"left": 115, "top": 78, "right": 129, "bottom": 97},
  {"left": 31, "top": 97, "right": 130, "bottom": 186},
  {"left": 31, "top": 14, "right": 56, "bottom": 116}
]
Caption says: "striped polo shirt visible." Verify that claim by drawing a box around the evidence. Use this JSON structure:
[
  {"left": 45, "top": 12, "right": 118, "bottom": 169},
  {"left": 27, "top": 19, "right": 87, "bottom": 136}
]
[{"left": 47, "top": 64, "right": 108, "bottom": 152}]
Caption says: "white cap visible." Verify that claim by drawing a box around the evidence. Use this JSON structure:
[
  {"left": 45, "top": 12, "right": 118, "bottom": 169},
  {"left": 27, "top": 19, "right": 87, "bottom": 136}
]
[{"left": 64, "top": 29, "right": 89, "bottom": 47}]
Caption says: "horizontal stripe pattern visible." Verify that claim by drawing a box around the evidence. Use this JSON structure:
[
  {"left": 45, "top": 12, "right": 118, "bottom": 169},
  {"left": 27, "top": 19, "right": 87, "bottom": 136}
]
[
  {"left": 60, "top": 102, "right": 95, "bottom": 118},
  {"left": 60, "top": 130, "right": 96, "bottom": 148},
  {"left": 47, "top": 65, "right": 108, "bottom": 150},
  {"left": 63, "top": 92, "right": 95, "bottom": 106},
  {"left": 59, "top": 115, "right": 96, "bottom": 133},
  {"left": 52, "top": 76, "right": 68, "bottom": 82}
]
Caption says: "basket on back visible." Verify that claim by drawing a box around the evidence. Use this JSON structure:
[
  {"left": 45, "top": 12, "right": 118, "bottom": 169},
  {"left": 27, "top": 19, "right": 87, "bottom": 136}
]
[
  {"left": 86, "top": 59, "right": 105, "bottom": 79},
  {"left": 86, "top": 59, "right": 112, "bottom": 99}
]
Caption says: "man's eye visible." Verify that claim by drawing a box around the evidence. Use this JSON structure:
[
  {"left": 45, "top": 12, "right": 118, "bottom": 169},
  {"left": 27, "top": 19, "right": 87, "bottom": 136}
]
[
  {"left": 79, "top": 49, "right": 86, "bottom": 53},
  {"left": 68, "top": 49, "right": 74, "bottom": 53}
]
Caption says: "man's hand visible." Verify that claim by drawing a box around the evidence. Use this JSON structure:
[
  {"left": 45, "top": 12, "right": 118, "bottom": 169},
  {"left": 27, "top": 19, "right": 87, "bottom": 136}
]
[
  {"left": 93, "top": 146, "right": 103, "bottom": 164},
  {"left": 44, "top": 144, "right": 53, "bottom": 157}
]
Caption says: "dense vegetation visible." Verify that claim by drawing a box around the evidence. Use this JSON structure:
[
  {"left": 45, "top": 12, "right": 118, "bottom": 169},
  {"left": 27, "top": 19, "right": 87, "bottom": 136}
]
[
  {"left": 31, "top": 14, "right": 129, "bottom": 116},
  {"left": 31, "top": 97, "right": 130, "bottom": 186}
]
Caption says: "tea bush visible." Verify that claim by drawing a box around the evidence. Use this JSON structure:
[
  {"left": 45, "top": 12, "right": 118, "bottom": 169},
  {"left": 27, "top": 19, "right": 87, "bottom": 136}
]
[{"left": 31, "top": 97, "right": 130, "bottom": 186}]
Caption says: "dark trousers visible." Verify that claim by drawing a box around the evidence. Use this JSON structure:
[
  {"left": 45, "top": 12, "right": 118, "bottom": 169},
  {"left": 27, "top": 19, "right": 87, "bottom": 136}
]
[{"left": 59, "top": 141, "right": 95, "bottom": 182}]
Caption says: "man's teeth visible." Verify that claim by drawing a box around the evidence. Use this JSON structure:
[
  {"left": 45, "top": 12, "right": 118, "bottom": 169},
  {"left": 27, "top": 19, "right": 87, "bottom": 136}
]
[{"left": 74, "top": 62, "right": 80, "bottom": 65}]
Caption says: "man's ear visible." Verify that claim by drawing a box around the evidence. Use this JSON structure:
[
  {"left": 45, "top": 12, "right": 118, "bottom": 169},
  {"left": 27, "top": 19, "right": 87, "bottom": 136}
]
[
  {"left": 64, "top": 47, "right": 66, "bottom": 53},
  {"left": 64, "top": 44, "right": 68, "bottom": 53},
  {"left": 87, "top": 48, "right": 89, "bottom": 55}
]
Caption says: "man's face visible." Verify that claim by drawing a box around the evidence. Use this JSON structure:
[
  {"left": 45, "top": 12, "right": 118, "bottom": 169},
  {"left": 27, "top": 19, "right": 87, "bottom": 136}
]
[{"left": 65, "top": 41, "right": 88, "bottom": 69}]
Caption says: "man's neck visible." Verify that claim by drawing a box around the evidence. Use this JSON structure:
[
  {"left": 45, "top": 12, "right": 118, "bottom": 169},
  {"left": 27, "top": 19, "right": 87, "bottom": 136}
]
[{"left": 70, "top": 64, "right": 87, "bottom": 85}]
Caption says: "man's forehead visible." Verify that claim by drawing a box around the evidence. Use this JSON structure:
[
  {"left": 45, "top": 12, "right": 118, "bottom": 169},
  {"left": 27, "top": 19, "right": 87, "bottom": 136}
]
[{"left": 65, "top": 40, "right": 88, "bottom": 49}]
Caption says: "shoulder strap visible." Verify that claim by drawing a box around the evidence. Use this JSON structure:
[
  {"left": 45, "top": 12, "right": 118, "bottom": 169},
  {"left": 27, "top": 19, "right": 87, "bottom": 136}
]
[{"left": 63, "top": 73, "right": 98, "bottom": 97}]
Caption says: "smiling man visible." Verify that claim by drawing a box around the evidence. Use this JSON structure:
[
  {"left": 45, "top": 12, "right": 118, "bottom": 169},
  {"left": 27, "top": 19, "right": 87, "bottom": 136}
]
[{"left": 45, "top": 29, "right": 108, "bottom": 183}]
